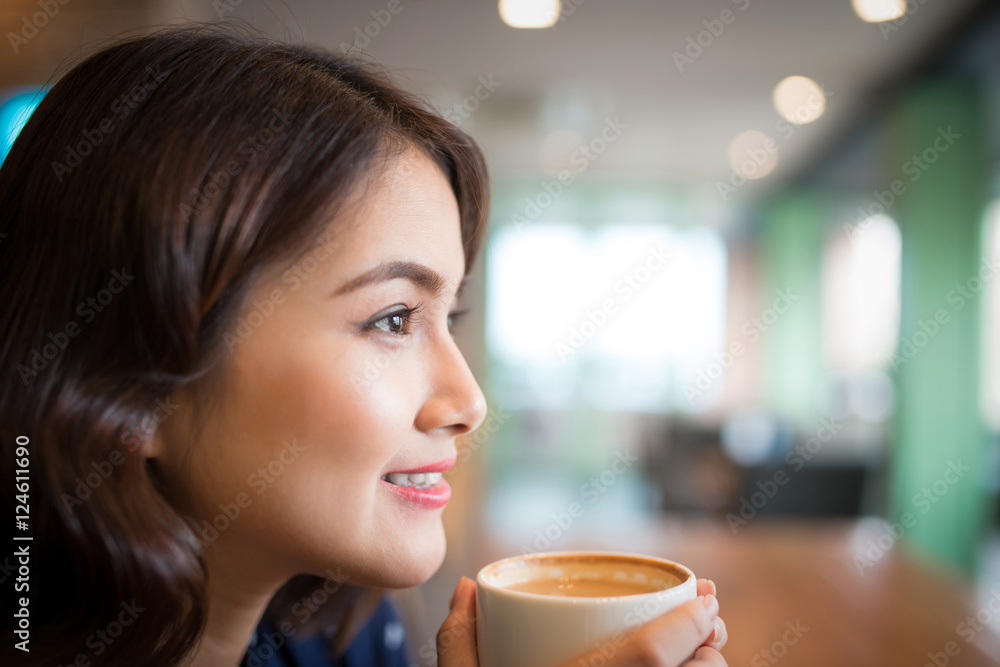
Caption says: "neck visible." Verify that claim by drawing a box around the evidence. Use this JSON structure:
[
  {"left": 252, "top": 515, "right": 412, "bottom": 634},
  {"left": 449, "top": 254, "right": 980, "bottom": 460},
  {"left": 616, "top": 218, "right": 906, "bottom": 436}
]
[{"left": 185, "top": 541, "right": 290, "bottom": 667}]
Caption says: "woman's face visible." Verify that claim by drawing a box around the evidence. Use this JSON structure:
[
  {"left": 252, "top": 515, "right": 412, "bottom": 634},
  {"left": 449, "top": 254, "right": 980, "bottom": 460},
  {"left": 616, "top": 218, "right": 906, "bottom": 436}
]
[{"left": 154, "top": 147, "right": 488, "bottom": 588}]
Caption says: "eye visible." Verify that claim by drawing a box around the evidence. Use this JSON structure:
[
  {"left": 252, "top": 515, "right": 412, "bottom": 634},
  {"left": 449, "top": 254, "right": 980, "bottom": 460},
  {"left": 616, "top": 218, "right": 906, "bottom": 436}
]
[
  {"left": 375, "top": 312, "right": 408, "bottom": 335},
  {"left": 368, "top": 304, "right": 423, "bottom": 336},
  {"left": 447, "top": 308, "right": 470, "bottom": 334}
]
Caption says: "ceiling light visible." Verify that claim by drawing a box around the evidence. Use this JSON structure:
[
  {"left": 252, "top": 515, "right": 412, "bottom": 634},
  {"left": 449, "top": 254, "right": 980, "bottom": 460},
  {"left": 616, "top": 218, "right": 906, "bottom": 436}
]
[
  {"left": 728, "top": 130, "right": 778, "bottom": 180},
  {"left": 852, "top": 0, "right": 905, "bottom": 23},
  {"left": 773, "top": 76, "right": 826, "bottom": 124},
  {"left": 499, "top": 0, "right": 561, "bottom": 29}
]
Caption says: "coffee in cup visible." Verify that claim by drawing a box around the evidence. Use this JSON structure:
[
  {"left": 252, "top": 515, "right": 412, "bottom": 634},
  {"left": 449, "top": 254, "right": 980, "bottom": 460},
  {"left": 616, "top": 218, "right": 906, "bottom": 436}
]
[{"left": 475, "top": 551, "right": 696, "bottom": 667}]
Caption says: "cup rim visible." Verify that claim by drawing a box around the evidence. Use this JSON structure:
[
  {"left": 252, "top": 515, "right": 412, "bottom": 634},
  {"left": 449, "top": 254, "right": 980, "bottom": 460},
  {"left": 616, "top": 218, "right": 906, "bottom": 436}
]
[{"left": 475, "top": 550, "right": 695, "bottom": 602}]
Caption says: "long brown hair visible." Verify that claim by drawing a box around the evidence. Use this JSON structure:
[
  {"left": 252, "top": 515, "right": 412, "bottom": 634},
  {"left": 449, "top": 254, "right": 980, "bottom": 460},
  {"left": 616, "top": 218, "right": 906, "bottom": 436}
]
[{"left": 0, "top": 22, "right": 488, "bottom": 666}]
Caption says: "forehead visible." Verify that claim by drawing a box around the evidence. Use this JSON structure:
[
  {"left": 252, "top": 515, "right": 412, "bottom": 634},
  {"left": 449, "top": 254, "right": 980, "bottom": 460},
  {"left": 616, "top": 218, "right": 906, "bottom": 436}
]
[{"left": 334, "top": 148, "right": 465, "bottom": 282}]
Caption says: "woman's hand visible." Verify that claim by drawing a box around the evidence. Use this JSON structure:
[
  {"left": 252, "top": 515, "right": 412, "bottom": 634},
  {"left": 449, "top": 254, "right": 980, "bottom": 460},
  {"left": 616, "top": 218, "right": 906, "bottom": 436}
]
[
  {"left": 556, "top": 578, "right": 728, "bottom": 666},
  {"left": 437, "top": 575, "right": 479, "bottom": 666},
  {"left": 438, "top": 577, "right": 727, "bottom": 667}
]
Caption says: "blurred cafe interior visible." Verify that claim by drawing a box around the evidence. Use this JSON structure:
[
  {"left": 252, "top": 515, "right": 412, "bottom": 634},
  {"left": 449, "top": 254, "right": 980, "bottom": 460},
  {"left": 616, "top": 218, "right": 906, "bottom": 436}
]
[{"left": 4, "top": 0, "right": 1000, "bottom": 664}]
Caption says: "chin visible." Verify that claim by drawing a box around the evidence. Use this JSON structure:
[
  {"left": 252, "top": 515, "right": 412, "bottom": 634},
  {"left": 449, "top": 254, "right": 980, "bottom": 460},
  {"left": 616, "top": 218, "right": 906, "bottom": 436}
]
[{"left": 385, "top": 524, "right": 448, "bottom": 588}]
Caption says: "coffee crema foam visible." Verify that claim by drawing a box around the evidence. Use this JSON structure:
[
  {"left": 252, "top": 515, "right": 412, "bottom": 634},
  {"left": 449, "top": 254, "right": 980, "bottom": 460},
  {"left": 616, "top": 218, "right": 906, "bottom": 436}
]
[{"left": 484, "top": 554, "right": 685, "bottom": 599}]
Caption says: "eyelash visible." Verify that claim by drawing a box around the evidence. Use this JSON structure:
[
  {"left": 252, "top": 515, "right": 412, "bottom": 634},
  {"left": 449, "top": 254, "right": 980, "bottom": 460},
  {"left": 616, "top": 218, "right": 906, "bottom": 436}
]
[{"left": 366, "top": 304, "right": 470, "bottom": 337}]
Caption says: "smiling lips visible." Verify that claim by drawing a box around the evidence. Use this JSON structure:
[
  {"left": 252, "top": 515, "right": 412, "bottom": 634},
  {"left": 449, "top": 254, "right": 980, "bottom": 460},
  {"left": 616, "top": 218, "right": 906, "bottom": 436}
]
[{"left": 381, "top": 457, "right": 455, "bottom": 509}]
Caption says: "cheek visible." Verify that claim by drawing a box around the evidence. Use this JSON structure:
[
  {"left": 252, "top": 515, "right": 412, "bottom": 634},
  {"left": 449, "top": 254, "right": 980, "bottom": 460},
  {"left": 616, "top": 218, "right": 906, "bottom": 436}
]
[
  {"left": 219, "top": 337, "right": 432, "bottom": 570},
  {"left": 163, "top": 306, "right": 435, "bottom": 572},
  {"left": 209, "top": 337, "right": 421, "bottom": 510}
]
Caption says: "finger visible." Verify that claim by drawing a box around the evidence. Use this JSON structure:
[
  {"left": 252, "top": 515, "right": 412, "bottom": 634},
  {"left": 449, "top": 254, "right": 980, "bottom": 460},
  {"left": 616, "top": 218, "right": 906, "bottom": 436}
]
[
  {"left": 685, "top": 645, "right": 728, "bottom": 665},
  {"left": 696, "top": 579, "right": 716, "bottom": 597},
  {"left": 438, "top": 576, "right": 479, "bottom": 667},
  {"left": 625, "top": 595, "right": 719, "bottom": 666},
  {"left": 705, "top": 617, "right": 727, "bottom": 651}
]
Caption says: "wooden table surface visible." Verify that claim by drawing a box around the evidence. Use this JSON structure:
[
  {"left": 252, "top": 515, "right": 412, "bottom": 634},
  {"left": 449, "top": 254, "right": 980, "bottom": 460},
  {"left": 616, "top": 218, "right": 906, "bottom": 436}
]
[{"left": 471, "top": 518, "right": 1000, "bottom": 667}]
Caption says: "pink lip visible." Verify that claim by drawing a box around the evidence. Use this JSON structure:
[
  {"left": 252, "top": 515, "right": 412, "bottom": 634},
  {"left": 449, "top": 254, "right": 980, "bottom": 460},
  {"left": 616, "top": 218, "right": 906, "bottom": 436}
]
[
  {"left": 385, "top": 457, "right": 456, "bottom": 475},
  {"left": 381, "top": 478, "right": 452, "bottom": 509}
]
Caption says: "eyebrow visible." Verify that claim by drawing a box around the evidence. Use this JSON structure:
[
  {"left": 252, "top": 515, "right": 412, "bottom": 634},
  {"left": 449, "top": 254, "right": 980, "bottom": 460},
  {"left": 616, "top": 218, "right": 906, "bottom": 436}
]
[{"left": 332, "top": 260, "right": 467, "bottom": 299}]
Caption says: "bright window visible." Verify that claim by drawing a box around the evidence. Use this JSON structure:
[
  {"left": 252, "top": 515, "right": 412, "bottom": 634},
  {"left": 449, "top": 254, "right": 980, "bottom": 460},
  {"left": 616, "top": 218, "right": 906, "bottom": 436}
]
[
  {"left": 980, "top": 200, "right": 1000, "bottom": 430},
  {"left": 486, "top": 222, "right": 727, "bottom": 412},
  {"left": 822, "top": 214, "right": 902, "bottom": 372}
]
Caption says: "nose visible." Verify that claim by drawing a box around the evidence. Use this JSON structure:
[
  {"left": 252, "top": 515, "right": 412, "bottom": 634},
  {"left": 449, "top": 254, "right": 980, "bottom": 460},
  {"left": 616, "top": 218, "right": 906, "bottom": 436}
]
[{"left": 414, "top": 333, "right": 488, "bottom": 437}]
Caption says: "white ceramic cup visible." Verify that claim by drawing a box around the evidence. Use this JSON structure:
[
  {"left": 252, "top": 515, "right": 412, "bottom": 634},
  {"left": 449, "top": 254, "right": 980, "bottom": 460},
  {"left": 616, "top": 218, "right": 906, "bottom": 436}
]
[{"left": 475, "top": 550, "right": 696, "bottom": 667}]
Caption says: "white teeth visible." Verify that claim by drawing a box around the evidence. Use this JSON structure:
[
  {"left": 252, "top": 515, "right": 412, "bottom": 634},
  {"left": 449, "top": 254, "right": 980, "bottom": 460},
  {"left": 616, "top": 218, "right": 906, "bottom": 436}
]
[{"left": 384, "top": 471, "right": 443, "bottom": 488}]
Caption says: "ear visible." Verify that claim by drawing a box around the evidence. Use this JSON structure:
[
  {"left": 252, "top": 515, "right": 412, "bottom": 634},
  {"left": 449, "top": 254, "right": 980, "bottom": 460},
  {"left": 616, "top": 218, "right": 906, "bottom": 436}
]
[
  {"left": 140, "top": 426, "right": 167, "bottom": 459},
  {"left": 135, "top": 390, "right": 185, "bottom": 460}
]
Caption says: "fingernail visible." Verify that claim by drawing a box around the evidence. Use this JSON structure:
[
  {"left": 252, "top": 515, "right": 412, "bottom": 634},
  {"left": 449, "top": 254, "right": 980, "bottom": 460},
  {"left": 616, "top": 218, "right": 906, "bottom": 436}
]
[
  {"left": 701, "top": 594, "right": 719, "bottom": 616},
  {"left": 709, "top": 618, "right": 727, "bottom": 650}
]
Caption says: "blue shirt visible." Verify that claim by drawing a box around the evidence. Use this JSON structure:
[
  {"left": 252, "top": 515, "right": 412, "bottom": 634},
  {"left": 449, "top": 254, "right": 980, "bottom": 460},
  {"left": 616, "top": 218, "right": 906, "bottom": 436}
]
[{"left": 240, "top": 596, "right": 410, "bottom": 667}]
